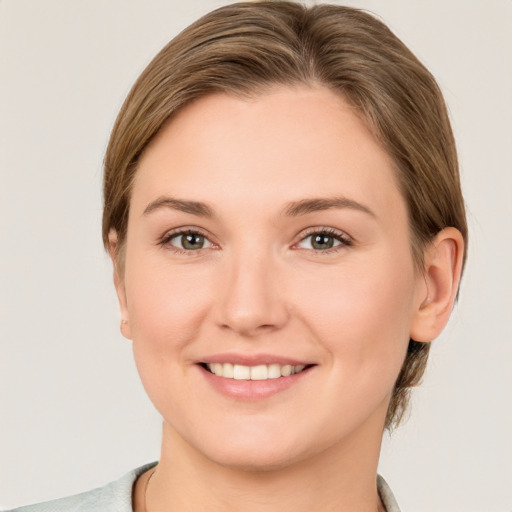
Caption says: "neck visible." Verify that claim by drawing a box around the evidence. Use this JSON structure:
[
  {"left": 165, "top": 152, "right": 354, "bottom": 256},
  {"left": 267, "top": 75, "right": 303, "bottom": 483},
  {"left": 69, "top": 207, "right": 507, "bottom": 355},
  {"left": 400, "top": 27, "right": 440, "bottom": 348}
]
[{"left": 141, "top": 420, "right": 385, "bottom": 512}]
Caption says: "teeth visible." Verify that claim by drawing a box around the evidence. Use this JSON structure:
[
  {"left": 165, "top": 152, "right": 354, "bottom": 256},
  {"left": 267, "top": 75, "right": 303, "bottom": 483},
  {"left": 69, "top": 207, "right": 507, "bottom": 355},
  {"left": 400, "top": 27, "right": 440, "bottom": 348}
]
[
  {"left": 281, "top": 365, "right": 292, "bottom": 377},
  {"left": 205, "top": 362, "right": 308, "bottom": 380},
  {"left": 268, "top": 364, "right": 281, "bottom": 379},
  {"left": 223, "top": 363, "right": 234, "bottom": 378},
  {"left": 233, "top": 364, "right": 250, "bottom": 380}
]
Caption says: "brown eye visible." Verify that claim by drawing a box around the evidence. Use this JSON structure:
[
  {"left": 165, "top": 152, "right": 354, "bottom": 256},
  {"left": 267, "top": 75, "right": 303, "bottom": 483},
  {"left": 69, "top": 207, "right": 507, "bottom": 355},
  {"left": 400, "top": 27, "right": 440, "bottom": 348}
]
[
  {"left": 311, "top": 233, "right": 336, "bottom": 250},
  {"left": 168, "top": 231, "right": 212, "bottom": 251},
  {"left": 297, "top": 230, "right": 350, "bottom": 251}
]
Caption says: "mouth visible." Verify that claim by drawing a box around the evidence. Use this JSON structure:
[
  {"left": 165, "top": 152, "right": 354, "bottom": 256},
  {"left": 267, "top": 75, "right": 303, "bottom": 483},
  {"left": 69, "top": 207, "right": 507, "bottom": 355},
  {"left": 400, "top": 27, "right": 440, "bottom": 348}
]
[{"left": 200, "top": 362, "right": 314, "bottom": 380}]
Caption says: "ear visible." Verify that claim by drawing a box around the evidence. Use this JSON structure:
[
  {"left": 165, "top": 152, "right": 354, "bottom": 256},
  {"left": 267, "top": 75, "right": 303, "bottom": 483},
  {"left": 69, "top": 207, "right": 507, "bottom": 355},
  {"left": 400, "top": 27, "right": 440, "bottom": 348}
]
[
  {"left": 108, "top": 230, "right": 132, "bottom": 340},
  {"left": 410, "top": 227, "right": 465, "bottom": 342}
]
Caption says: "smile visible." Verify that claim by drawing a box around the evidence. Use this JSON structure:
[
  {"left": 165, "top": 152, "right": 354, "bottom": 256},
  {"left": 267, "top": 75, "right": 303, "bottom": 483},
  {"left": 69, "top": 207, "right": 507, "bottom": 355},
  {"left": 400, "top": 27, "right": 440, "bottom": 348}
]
[{"left": 204, "top": 363, "right": 308, "bottom": 380}]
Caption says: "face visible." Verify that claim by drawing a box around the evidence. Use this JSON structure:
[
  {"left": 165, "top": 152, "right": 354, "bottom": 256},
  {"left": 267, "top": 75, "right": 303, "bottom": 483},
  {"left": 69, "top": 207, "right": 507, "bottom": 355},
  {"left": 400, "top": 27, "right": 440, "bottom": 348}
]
[{"left": 115, "top": 86, "right": 425, "bottom": 470}]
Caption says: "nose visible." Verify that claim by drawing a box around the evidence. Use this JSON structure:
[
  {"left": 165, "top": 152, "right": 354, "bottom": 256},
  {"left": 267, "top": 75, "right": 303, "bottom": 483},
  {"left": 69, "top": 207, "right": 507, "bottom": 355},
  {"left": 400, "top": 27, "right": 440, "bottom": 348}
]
[{"left": 215, "top": 248, "right": 290, "bottom": 337}]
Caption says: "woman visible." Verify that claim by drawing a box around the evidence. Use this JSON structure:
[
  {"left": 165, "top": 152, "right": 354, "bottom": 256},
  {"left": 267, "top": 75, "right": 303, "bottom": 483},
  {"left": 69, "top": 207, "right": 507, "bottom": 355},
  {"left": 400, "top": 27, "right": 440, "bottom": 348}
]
[{"left": 8, "top": 2, "right": 466, "bottom": 511}]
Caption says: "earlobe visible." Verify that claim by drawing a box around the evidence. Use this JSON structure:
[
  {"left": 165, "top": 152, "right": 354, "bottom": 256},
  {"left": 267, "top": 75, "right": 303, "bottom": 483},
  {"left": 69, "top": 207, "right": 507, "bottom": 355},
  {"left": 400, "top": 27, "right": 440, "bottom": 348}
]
[
  {"left": 108, "top": 230, "right": 132, "bottom": 340},
  {"left": 410, "top": 227, "right": 465, "bottom": 343}
]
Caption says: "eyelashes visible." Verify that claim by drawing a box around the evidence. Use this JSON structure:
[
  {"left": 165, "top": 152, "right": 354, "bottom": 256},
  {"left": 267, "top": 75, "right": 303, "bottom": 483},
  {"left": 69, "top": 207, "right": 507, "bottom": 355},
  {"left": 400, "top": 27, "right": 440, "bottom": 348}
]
[
  {"left": 295, "top": 227, "right": 352, "bottom": 253},
  {"left": 160, "top": 229, "right": 214, "bottom": 253},
  {"left": 159, "top": 226, "right": 352, "bottom": 255}
]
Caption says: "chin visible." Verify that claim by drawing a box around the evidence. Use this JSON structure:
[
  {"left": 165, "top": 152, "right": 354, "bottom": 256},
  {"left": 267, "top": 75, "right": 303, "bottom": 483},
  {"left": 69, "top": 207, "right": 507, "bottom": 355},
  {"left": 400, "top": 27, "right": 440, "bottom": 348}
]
[
  {"left": 206, "top": 444, "right": 302, "bottom": 473},
  {"left": 190, "top": 425, "right": 324, "bottom": 473}
]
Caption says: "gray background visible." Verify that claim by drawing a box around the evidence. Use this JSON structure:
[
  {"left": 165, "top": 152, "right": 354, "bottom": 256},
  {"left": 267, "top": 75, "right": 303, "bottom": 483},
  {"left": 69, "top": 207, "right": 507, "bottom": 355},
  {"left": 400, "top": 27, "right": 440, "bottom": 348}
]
[{"left": 1, "top": 0, "right": 511, "bottom": 510}]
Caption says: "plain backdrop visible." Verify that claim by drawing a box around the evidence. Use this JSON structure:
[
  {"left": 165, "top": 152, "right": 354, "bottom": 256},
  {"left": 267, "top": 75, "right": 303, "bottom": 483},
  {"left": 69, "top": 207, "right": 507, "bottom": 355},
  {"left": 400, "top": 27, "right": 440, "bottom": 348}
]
[{"left": 1, "top": 1, "right": 511, "bottom": 510}]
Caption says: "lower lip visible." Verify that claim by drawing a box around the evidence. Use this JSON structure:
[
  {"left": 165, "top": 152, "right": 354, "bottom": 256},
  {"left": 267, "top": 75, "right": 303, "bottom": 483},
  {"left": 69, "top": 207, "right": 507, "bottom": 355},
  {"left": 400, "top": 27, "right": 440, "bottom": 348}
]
[{"left": 198, "top": 365, "right": 313, "bottom": 400}]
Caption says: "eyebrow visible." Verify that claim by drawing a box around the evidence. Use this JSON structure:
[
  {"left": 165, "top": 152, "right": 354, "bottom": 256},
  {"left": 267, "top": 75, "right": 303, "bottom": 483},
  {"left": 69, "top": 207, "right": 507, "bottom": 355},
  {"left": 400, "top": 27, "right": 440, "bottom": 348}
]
[
  {"left": 143, "top": 196, "right": 214, "bottom": 217},
  {"left": 282, "top": 197, "right": 376, "bottom": 218},
  {"left": 142, "top": 195, "right": 375, "bottom": 219}
]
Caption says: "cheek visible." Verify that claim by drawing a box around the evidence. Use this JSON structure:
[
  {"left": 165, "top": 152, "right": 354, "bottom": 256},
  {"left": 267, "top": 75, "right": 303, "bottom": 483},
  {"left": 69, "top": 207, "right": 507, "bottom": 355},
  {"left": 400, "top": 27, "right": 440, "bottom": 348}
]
[
  {"left": 124, "top": 252, "right": 213, "bottom": 361},
  {"left": 123, "top": 254, "right": 217, "bottom": 418},
  {"left": 292, "top": 250, "right": 416, "bottom": 376}
]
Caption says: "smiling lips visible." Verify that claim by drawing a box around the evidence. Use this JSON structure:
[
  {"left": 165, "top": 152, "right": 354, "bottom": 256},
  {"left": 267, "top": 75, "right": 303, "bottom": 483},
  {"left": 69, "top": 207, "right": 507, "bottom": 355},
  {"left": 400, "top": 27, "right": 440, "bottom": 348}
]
[
  {"left": 199, "top": 358, "right": 314, "bottom": 399},
  {"left": 205, "top": 362, "right": 308, "bottom": 380}
]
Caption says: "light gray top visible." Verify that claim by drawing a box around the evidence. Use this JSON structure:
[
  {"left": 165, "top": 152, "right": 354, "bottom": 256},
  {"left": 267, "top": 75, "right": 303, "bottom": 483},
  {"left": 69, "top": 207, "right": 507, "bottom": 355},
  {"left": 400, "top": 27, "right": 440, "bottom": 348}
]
[{"left": 6, "top": 463, "right": 401, "bottom": 512}]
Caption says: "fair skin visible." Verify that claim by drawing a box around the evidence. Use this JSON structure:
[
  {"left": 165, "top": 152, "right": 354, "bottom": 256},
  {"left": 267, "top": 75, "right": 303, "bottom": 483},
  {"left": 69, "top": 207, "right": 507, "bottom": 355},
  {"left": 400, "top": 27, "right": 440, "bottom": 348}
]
[{"left": 110, "top": 86, "right": 464, "bottom": 512}]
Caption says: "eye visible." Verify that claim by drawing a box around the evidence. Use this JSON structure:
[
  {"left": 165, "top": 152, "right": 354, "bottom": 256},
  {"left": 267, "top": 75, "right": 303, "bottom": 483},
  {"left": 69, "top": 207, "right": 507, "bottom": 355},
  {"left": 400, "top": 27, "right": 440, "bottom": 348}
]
[
  {"left": 296, "top": 229, "right": 351, "bottom": 251},
  {"left": 163, "top": 230, "right": 214, "bottom": 251}
]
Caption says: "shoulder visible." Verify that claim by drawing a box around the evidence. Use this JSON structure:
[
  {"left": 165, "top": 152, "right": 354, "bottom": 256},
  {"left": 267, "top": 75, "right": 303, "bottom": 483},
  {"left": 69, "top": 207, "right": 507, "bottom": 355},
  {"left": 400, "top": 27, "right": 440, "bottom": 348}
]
[
  {"left": 4, "top": 463, "right": 157, "bottom": 512},
  {"left": 377, "top": 474, "right": 401, "bottom": 512}
]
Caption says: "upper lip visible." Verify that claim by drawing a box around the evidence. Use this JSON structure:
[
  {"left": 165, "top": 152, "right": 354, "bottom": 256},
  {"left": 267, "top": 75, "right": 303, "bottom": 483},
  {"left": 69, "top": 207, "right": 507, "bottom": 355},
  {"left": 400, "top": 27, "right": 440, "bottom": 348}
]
[{"left": 197, "top": 353, "right": 314, "bottom": 366}]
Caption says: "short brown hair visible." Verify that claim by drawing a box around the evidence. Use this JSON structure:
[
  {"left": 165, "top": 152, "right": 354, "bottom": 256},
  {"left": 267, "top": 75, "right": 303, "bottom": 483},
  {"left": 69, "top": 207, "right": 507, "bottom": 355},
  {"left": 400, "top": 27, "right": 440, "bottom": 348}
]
[{"left": 103, "top": 1, "right": 468, "bottom": 428}]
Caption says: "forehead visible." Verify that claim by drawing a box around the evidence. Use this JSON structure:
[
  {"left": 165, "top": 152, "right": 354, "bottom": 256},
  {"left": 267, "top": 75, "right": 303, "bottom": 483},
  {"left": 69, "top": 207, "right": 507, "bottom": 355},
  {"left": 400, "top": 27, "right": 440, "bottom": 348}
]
[{"left": 132, "top": 85, "right": 403, "bottom": 221}]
